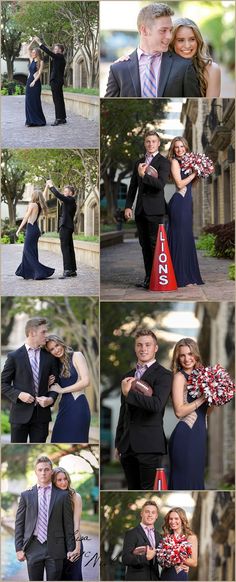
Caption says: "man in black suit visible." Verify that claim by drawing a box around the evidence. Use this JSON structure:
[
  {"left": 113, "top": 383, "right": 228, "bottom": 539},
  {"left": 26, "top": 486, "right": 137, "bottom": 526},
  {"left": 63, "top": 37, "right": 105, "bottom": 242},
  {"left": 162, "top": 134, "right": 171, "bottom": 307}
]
[
  {"left": 104, "top": 3, "right": 201, "bottom": 98},
  {"left": 15, "top": 455, "right": 75, "bottom": 581},
  {"left": 122, "top": 500, "right": 161, "bottom": 581},
  {"left": 46, "top": 179, "right": 77, "bottom": 279},
  {"left": 1, "top": 317, "right": 59, "bottom": 443},
  {"left": 115, "top": 329, "right": 172, "bottom": 490},
  {"left": 125, "top": 129, "right": 170, "bottom": 289},
  {"left": 34, "top": 37, "right": 67, "bottom": 125}
]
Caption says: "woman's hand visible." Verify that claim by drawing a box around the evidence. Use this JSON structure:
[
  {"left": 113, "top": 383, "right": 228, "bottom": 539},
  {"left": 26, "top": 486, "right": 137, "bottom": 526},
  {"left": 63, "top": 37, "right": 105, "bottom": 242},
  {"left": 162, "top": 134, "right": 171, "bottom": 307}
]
[
  {"left": 50, "top": 383, "right": 62, "bottom": 393},
  {"left": 48, "top": 375, "right": 56, "bottom": 387},
  {"left": 68, "top": 542, "right": 81, "bottom": 562},
  {"left": 30, "top": 81, "right": 35, "bottom": 87},
  {"left": 16, "top": 229, "right": 20, "bottom": 238}
]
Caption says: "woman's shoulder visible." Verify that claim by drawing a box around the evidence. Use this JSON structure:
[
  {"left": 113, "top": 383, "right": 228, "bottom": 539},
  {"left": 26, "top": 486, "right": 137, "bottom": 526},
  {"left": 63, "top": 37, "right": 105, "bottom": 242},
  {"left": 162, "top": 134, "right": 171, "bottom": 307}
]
[
  {"left": 28, "top": 202, "right": 38, "bottom": 209},
  {"left": 188, "top": 533, "right": 197, "bottom": 543}
]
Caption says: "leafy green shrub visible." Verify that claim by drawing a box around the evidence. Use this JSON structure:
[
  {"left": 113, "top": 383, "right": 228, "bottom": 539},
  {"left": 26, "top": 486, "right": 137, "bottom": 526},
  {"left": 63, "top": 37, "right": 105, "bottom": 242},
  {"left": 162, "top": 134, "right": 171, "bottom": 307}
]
[
  {"left": 196, "top": 233, "right": 216, "bottom": 256},
  {"left": 200, "top": 221, "right": 235, "bottom": 260},
  {"left": 228, "top": 264, "right": 235, "bottom": 281},
  {"left": 1, "top": 88, "right": 8, "bottom": 95},
  {"left": 16, "top": 232, "right": 25, "bottom": 243},
  {"left": 1, "top": 492, "right": 18, "bottom": 510},
  {"left": 0, "top": 235, "right": 11, "bottom": 244},
  {"left": 1, "top": 410, "right": 10, "bottom": 433}
]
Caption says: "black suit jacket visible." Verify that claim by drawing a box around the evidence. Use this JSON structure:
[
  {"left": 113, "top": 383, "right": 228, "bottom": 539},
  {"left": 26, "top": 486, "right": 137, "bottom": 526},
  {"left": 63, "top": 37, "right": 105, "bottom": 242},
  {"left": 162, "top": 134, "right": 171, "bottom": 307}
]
[
  {"left": 50, "top": 186, "right": 76, "bottom": 231},
  {"left": 115, "top": 361, "right": 172, "bottom": 454},
  {"left": 125, "top": 153, "right": 170, "bottom": 217},
  {"left": 105, "top": 50, "right": 201, "bottom": 97},
  {"left": 15, "top": 484, "right": 75, "bottom": 558},
  {"left": 122, "top": 524, "right": 161, "bottom": 581},
  {"left": 1, "top": 346, "right": 59, "bottom": 424},
  {"left": 40, "top": 44, "right": 66, "bottom": 84}
]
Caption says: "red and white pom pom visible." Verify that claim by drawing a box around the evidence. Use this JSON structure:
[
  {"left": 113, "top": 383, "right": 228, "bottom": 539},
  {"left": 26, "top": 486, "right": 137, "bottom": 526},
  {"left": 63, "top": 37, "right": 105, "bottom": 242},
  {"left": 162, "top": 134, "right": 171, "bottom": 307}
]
[
  {"left": 187, "top": 364, "right": 235, "bottom": 406},
  {"left": 156, "top": 534, "right": 192, "bottom": 568},
  {"left": 180, "top": 152, "right": 214, "bottom": 178}
]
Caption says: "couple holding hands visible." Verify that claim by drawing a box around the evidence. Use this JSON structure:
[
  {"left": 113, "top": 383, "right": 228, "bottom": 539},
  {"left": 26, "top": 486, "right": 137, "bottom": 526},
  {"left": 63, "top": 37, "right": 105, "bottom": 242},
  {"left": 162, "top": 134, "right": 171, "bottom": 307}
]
[
  {"left": 2, "top": 317, "right": 91, "bottom": 443},
  {"left": 15, "top": 179, "right": 77, "bottom": 280}
]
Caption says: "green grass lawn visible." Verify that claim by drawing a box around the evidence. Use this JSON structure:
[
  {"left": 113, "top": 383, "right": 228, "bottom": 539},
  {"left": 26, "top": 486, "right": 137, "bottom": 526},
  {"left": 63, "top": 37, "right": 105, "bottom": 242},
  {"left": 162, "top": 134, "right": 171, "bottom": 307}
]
[
  {"left": 42, "top": 232, "right": 99, "bottom": 243},
  {"left": 42, "top": 85, "right": 99, "bottom": 96}
]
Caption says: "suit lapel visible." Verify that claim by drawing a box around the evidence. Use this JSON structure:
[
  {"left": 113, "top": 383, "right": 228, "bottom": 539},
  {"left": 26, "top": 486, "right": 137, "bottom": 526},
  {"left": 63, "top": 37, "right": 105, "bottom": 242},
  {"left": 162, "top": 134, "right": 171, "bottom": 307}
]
[
  {"left": 142, "top": 361, "right": 159, "bottom": 382},
  {"left": 48, "top": 485, "right": 58, "bottom": 518},
  {"left": 128, "top": 51, "right": 141, "bottom": 97},
  {"left": 138, "top": 524, "right": 151, "bottom": 545},
  {"left": 158, "top": 52, "right": 173, "bottom": 97},
  {"left": 22, "top": 345, "right": 34, "bottom": 383},
  {"left": 29, "top": 485, "right": 39, "bottom": 528},
  {"left": 38, "top": 348, "right": 46, "bottom": 390}
]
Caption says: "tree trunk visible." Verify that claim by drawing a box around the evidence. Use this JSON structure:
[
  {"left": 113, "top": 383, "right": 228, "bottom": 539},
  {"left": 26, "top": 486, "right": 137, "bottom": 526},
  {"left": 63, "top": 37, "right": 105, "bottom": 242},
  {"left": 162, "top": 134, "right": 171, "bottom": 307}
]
[
  {"left": 7, "top": 198, "right": 16, "bottom": 226},
  {"left": 6, "top": 57, "right": 14, "bottom": 81}
]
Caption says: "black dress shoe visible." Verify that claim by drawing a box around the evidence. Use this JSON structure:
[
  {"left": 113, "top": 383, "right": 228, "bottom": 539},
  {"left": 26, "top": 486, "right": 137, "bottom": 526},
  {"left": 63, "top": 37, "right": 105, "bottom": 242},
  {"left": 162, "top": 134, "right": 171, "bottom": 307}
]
[
  {"left": 51, "top": 119, "right": 67, "bottom": 126},
  {"left": 58, "top": 270, "right": 77, "bottom": 279},
  {"left": 135, "top": 276, "right": 150, "bottom": 289}
]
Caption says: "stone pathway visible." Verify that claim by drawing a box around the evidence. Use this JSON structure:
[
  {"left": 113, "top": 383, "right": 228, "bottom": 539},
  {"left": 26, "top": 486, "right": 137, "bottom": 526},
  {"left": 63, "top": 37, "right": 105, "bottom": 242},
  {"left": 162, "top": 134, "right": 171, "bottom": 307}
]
[
  {"left": 1, "top": 244, "right": 99, "bottom": 296},
  {"left": 101, "top": 239, "right": 234, "bottom": 301},
  {"left": 1, "top": 96, "right": 99, "bottom": 148}
]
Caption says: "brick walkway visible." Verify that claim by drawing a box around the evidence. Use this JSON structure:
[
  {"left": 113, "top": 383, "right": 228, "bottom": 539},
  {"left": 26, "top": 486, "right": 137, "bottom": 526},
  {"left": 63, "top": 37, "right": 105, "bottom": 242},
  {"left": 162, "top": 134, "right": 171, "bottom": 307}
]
[
  {"left": 1, "top": 244, "right": 99, "bottom": 296},
  {"left": 1, "top": 96, "right": 99, "bottom": 148},
  {"left": 101, "top": 239, "right": 234, "bottom": 301}
]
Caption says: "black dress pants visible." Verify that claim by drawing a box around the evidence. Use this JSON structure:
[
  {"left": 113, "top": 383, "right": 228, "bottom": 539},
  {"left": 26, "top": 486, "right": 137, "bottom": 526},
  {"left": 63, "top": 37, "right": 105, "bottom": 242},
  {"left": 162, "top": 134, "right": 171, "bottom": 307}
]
[
  {"left": 11, "top": 407, "right": 49, "bottom": 443},
  {"left": 120, "top": 449, "right": 164, "bottom": 490},
  {"left": 135, "top": 213, "right": 163, "bottom": 278},
  {"left": 26, "top": 538, "right": 63, "bottom": 581},
  {"left": 59, "top": 226, "right": 76, "bottom": 272},
  {"left": 50, "top": 80, "right": 66, "bottom": 120}
]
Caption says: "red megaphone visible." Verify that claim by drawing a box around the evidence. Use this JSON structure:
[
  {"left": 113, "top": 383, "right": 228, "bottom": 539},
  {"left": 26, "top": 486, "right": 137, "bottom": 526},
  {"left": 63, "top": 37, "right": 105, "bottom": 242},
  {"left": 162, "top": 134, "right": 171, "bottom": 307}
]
[
  {"left": 149, "top": 224, "right": 177, "bottom": 292},
  {"left": 153, "top": 468, "right": 168, "bottom": 491}
]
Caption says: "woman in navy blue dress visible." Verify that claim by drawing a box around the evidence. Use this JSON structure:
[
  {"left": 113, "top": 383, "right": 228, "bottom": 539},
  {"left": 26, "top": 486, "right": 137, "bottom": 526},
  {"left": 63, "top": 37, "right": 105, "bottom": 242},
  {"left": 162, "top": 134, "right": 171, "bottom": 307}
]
[
  {"left": 168, "top": 338, "right": 208, "bottom": 490},
  {"left": 46, "top": 335, "right": 91, "bottom": 443},
  {"left": 25, "top": 41, "right": 46, "bottom": 126},
  {"left": 15, "top": 190, "right": 55, "bottom": 280},
  {"left": 167, "top": 137, "right": 204, "bottom": 287},
  {"left": 52, "top": 467, "right": 83, "bottom": 581},
  {"left": 160, "top": 507, "right": 198, "bottom": 581}
]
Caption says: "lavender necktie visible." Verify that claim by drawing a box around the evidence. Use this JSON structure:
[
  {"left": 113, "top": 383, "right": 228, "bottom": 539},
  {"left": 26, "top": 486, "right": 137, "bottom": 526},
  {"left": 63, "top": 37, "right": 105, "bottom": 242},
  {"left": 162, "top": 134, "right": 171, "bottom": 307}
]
[
  {"left": 143, "top": 55, "right": 157, "bottom": 98},
  {"left": 135, "top": 363, "right": 148, "bottom": 380},
  {"left": 29, "top": 348, "right": 40, "bottom": 396},
  {"left": 37, "top": 486, "right": 50, "bottom": 544}
]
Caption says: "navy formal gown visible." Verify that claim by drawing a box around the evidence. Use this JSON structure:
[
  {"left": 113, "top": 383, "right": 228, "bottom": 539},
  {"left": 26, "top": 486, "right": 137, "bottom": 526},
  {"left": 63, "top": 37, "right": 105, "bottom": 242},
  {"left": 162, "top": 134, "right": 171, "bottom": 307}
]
[
  {"left": 25, "top": 60, "right": 46, "bottom": 126},
  {"left": 51, "top": 354, "right": 91, "bottom": 443},
  {"left": 168, "top": 370, "right": 208, "bottom": 490},
  {"left": 61, "top": 541, "right": 83, "bottom": 581},
  {"left": 168, "top": 164, "right": 204, "bottom": 287},
  {"left": 161, "top": 566, "right": 188, "bottom": 581},
  {"left": 15, "top": 205, "right": 55, "bottom": 280}
]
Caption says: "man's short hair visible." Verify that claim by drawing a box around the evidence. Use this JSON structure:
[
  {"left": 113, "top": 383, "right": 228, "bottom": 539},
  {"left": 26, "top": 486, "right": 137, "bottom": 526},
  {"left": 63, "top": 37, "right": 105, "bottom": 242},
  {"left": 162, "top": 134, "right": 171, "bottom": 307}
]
[
  {"left": 137, "top": 3, "right": 174, "bottom": 31},
  {"left": 25, "top": 317, "right": 48, "bottom": 337},
  {"left": 135, "top": 329, "right": 158, "bottom": 344},
  {"left": 141, "top": 500, "right": 159, "bottom": 512},
  {"left": 35, "top": 455, "right": 53, "bottom": 469},
  {"left": 54, "top": 43, "right": 64, "bottom": 53},
  {"left": 144, "top": 129, "right": 161, "bottom": 140},
  {"left": 64, "top": 185, "right": 75, "bottom": 195}
]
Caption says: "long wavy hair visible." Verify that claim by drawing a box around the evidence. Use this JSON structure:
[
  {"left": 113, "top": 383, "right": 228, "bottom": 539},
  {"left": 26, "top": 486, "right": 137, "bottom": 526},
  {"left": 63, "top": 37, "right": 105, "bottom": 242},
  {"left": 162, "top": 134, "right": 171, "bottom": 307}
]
[
  {"left": 51, "top": 467, "right": 75, "bottom": 507},
  {"left": 30, "top": 47, "right": 43, "bottom": 71},
  {"left": 171, "top": 338, "right": 202, "bottom": 374},
  {"left": 163, "top": 507, "right": 193, "bottom": 537},
  {"left": 167, "top": 136, "right": 190, "bottom": 160},
  {"left": 31, "top": 189, "right": 48, "bottom": 215},
  {"left": 170, "top": 18, "right": 212, "bottom": 96},
  {"left": 45, "top": 334, "right": 73, "bottom": 378}
]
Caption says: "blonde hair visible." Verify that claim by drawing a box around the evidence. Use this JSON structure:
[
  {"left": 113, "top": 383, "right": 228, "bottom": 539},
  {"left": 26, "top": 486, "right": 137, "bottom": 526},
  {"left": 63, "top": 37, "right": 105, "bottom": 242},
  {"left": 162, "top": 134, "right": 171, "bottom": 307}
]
[
  {"left": 45, "top": 334, "right": 73, "bottom": 378},
  {"left": 163, "top": 507, "right": 193, "bottom": 537},
  {"left": 31, "top": 189, "right": 48, "bottom": 215},
  {"left": 52, "top": 467, "right": 75, "bottom": 507},
  {"left": 170, "top": 18, "right": 212, "bottom": 96},
  {"left": 137, "top": 3, "right": 174, "bottom": 31},
  {"left": 171, "top": 338, "right": 202, "bottom": 374},
  {"left": 167, "top": 136, "right": 190, "bottom": 159},
  {"left": 31, "top": 47, "right": 43, "bottom": 71}
]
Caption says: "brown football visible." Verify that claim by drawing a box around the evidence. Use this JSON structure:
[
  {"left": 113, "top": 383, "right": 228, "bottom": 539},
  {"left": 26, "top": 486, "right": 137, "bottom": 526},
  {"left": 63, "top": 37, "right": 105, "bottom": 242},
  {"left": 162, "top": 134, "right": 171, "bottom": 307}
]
[
  {"left": 145, "top": 165, "right": 158, "bottom": 178},
  {"left": 133, "top": 546, "right": 147, "bottom": 555},
  {"left": 131, "top": 379, "right": 153, "bottom": 397}
]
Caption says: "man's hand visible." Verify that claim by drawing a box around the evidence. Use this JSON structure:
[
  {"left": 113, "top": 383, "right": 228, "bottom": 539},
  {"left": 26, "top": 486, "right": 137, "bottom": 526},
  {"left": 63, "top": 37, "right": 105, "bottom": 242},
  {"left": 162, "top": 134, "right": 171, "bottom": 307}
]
[
  {"left": 124, "top": 208, "right": 132, "bottom": 221},
  {"left": 35, "top": 396, "right": 54, "bottom": 408},
  {"left": 121, "top": 377, "right": 133, "bottom": 396},
  {"left": 67, "top": 551, "right": 75, "bottom": 560},
  {"left": 146, "top": 546, "right": 156, "bottom": 561},
  {"left": 16, "top": 550, "right": 26, "bottom": 562},
  {"left": 48, "top": 374, "right": 56, "bottom": 387},
  {"left": 138, "top": 163, "right": 147, "bottom": 177},
  {"left": 18, "top": 392, "right": 35, "bottom": 404},
  {"left": 114, "top": 447, "right": 120, "bottom": 460},
  {"left": 46, "top": 179, "right": 53, "bottom": 188}
]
